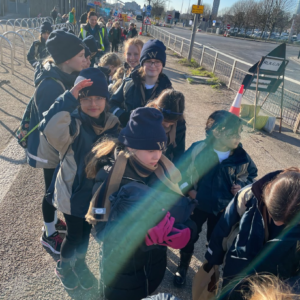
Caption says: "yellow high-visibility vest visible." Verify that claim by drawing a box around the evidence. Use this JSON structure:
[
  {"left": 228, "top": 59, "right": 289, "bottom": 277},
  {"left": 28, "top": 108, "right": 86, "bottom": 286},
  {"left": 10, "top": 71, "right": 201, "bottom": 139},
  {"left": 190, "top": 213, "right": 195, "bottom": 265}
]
[{"left": 80, "top": 27, "right": 105, "bottom": 51}]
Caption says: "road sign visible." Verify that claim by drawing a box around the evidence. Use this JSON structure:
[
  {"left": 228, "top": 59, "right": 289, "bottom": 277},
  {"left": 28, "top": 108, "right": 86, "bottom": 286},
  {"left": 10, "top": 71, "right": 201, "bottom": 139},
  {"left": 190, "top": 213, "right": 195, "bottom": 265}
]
[
  {"left": 147, "top": 5, "right": 152, "bottom": 11},
  {"left": 114, "top": 11, "right": 118, "bottom": 16},
  {"left": 167, "top": 14, "right": 172, "bottom": 20},
  {"left": 94, "top": 1, "right": 101, "bottom": 5},
  {"left": 213, "top": 20, "right": 216, "bottom": 23},
  {"left": 227, "top": 24, "right": 230, "bottom": 29},
  {"left": 146, "top": 11, "right": 151, "bottom": 16},
  {"left": 143, "top": 16, "right": 151, "bottom": 25},
  {"left": 191, "top": 5, "right": 204, "bottom": 14}
]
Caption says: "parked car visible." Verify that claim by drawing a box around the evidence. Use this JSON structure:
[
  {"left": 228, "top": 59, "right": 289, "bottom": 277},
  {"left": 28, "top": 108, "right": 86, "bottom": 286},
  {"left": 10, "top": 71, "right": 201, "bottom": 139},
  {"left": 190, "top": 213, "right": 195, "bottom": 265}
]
[{"left": 136, "top": 15, "right": 143, "bottom": 21}]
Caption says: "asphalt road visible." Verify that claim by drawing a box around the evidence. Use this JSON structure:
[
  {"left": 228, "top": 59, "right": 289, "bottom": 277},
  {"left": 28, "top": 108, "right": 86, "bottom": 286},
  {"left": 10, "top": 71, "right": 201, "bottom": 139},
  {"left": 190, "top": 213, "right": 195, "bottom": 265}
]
[{"left": 137, "top": 22, "right": 300, "bottom": 88}]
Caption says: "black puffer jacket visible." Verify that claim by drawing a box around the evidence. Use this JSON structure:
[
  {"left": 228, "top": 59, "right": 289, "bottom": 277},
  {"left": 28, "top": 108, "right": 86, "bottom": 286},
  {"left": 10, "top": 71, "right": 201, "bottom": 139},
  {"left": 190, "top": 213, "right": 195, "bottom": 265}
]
[
  {"left": 109, "top": 69, "right": 172, "bottom": 126},
  {"left": 93, "top": 152, "right": 167, "bottom": 300}
]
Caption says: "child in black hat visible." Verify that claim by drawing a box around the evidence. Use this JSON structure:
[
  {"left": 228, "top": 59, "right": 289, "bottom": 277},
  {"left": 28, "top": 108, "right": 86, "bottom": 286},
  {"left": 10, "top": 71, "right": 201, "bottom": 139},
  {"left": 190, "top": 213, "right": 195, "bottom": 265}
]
[
  {"left": 109, "top": 39, "right": 172, "bottom": 127},
  {"left": 27, "top": 21, "right": 52, "bottom": 68},
  {"left": 83, "top": 35, "right": 99, "bottom": 67},
  {"left": 26, "top": 30, "right": 87, "bottom": 258},
  {"left": 85, "top": 107, "right": 193, "bottom": 300},
  {"left": 39, "top": 68, "right": 120, "bottom": 290}
]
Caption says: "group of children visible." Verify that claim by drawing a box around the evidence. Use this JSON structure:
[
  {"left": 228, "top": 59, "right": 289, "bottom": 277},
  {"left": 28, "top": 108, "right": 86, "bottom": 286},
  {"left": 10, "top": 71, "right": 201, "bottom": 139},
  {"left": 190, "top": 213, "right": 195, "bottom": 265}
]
[{"left": 21, "top": 20, "right": 300, "bottom": 300}]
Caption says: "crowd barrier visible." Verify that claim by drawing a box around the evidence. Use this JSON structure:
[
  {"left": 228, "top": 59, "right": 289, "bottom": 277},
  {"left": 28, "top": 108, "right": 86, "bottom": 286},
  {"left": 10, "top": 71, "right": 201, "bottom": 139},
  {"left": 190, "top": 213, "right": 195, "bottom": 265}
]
[{"left": 149, "top": 26, "right": 300, "bottom": 128}]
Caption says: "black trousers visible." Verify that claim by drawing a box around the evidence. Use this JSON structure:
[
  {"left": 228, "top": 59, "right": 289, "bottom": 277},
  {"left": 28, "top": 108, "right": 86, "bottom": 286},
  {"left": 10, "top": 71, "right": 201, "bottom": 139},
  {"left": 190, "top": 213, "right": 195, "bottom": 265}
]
[
  {"left": 180, "top": 208, "right": 222, "bottom": 254},
  {"left": 111, "top": 41, "right": 118, "bottom": 52},
  {"left": 60, "top": 213, "right": 92, "bottom": 260},
  {"left": 42, "top": 168, "right": 56, "bottom": 223}
]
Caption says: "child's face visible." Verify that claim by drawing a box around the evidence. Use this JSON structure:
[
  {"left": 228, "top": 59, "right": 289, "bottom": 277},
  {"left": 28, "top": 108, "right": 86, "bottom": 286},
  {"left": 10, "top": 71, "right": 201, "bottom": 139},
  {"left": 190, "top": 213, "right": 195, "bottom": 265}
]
[
  {"left": 80, "top": 96, "right": 106, "bottom": 118},
  {"left": 83, "top": 56, "right": 91, "bottom": 69},
  {"left": 128, "top": 148, "right": 162, "bottom": 167},
  {"left": 42, "top": 32, "right": 50, "bottom": 41},
  {"left": 215, "top": 125, "right": 242, "bottom": 150},
  {"left": 65, "top": 49, "right": 85, "bottom": 73},
  {"left": 143, "top": 59, "right": 163, "bottom": 78},
  {"left": 126, "top": 45, "right": 141, "bottom": 69}
]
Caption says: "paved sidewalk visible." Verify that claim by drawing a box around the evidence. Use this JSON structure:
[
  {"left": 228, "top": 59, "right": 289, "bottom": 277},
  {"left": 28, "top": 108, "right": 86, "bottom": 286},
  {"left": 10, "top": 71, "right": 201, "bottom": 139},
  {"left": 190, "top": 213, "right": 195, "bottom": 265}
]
[{"left": 0, "top": 35, "right": 300, "bottom": 300}]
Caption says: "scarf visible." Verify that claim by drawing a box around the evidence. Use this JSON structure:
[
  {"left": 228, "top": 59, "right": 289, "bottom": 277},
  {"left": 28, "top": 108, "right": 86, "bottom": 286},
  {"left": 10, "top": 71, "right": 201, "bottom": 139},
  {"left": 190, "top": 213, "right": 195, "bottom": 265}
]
[
  {"left": 91, "top": 113, "right": 119, "bottom": 136},
  {"left": 140, "top": 82, "right": 159, "bottom": 106},
  {"left": 163, "top": 122, "right": 177, "bottom": 148},
  {"left": 85, "top": 151, "right": 183, "bottom": 225}
]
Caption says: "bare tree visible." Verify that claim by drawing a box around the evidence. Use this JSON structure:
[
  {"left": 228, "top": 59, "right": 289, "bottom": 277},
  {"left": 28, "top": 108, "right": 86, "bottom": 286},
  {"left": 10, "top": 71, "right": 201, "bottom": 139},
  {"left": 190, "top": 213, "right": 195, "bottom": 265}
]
[
  {"left": 293, "top": 14, "right": 300, "bottom": 34},
  {"left": 147, "top": 0, "right": 166, "bottom": 17}
]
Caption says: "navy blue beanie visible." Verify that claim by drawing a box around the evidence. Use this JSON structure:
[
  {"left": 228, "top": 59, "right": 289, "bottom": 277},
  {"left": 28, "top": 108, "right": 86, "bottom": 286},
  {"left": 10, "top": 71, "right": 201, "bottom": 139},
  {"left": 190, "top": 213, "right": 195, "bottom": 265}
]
[
  {"left": 118, "top": 107, "right": 167, "bottom": 150},
  {"left": 74, "top": 68, "right": 110, "bottom": 99},
  {"left": 46, "top": 30, "right": 85, "bottom": 64},
  {"left": 40, "top": 21, "right": 53, "bottom": 34},
  {"left": 84, "top": 45, "right": 91, "bottom": 58},
  {"left": 83, "top": 36, "right": 98, "bottom": 53},
  {"left": 140, "top": 39, "right": 166, "bottom": 67}
]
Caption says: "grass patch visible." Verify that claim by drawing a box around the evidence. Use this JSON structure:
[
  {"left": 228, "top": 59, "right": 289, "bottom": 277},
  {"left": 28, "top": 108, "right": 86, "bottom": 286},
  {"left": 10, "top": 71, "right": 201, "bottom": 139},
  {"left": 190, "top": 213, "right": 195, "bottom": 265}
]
[
  {"left": 178, "top": 58, "right": 199, "bottom": 68},
  {"left": 187, "top": 78, "right": 195, "bottom": 84},
  {"left": 172, "top": 52, "right": 182, "bottom": 58},
  {"left": 190, "top": 67, "right": 215, "bottom": 78}
]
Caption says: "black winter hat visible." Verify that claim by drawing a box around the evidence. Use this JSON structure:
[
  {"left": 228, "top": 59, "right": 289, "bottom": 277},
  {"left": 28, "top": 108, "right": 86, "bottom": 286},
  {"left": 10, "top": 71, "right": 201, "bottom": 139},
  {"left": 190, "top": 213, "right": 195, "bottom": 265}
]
[
  {"left": 40, "top": 21, "right": 53, "bottom": 34},
  {"left": 84, "top": 45, "right": 91, "bottom": 58},
  {"left": 140, "top": 39, "right": 166, "bottom": 67},
  {"left": 46, "top": 30, "right": 85, "bottom": 64},
  {"left": 118, "top": 107, "right": 167, "bottom": 150},
  {"left": 83, "top": 36, "right": 98, "bottom": 53},
  {"left": 74, "top": 68, "right": 109, "bottom": 99}
]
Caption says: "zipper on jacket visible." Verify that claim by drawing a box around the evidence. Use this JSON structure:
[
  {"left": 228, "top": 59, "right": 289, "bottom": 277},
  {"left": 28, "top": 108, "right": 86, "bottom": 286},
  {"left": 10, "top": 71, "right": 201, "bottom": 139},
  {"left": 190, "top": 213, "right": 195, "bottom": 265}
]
[{"left": 144, "top": 266, "right": 149, "bottom": 295}]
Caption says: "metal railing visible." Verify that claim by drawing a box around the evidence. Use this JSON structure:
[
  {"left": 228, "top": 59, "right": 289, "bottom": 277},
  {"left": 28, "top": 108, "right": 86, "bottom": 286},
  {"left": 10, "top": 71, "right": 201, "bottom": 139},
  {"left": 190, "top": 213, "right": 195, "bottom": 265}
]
[
  {"left": 149, "top": 26, "right": 300, "bottom": 128},
  {"left": 0, "top": 35, "right": 14, "bottom": 74}
]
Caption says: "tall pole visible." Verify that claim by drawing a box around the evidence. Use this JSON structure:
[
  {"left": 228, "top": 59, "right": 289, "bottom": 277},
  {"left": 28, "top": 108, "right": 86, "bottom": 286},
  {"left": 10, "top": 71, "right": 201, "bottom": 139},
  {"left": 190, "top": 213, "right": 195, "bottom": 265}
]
[{"left": 187, "top": 0, "right": 201, "bottom": 61}]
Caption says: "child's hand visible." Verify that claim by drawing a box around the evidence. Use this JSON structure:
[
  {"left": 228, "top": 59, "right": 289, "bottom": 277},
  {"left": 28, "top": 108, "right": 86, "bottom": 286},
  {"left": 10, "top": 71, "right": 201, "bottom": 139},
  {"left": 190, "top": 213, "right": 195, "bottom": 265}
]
[
  {"left": 70, "top": 79, "right": 93, "bottom": 100},
  {"left": 188, "top": 190, "right": 197, "bottom": 199},
  {"left": 231, "top": 184, "right": 242, "bottom": 196}
]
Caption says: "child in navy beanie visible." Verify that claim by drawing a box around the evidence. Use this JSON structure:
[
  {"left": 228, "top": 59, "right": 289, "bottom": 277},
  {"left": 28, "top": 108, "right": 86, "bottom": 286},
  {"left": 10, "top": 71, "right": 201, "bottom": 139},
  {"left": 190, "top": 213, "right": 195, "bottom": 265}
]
[
  {"left": 140, "top": 39, "right": 166, "bottom": 67},
  {"left": 27, "top": 21, "right": 52, "bottom": 67},
  {"left": 46, "top": 30, "right": 85, "bottom": 65}
]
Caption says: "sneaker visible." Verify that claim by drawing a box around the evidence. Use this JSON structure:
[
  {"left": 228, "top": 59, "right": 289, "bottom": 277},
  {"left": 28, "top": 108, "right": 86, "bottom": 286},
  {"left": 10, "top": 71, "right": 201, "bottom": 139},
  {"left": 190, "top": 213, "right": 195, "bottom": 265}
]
[
  {"left": 40, "top": 231, "right": 63, "bottom": 254},
  {"left": 42, "top": 218, "right": 67, "bottom": 234},
  {"left": 55, "top": 260, "right": 78, "bottom": 290},
  {"left": 73, "top": 259, "right": 94, "bottom": 290}
]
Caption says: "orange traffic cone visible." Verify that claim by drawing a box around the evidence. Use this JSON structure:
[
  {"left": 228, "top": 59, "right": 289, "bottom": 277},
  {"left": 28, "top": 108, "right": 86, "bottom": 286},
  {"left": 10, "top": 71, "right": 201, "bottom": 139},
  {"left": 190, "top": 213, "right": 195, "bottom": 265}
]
[
  {"left": 229, "top": 84, "right": 244, "bottom": 116},
  {"left": 139, "top": 27, "right": 142, "bottom": 35}
]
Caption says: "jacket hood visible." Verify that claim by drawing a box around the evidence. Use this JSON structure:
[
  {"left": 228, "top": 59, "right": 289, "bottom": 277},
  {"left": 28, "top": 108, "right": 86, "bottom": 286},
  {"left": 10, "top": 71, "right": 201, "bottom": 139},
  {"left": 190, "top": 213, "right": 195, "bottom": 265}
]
[
  {"left": 251, "top": 170, "right": 282, "bottom": 204},
  {"left": 34, "top": 61, "right": 77, "bottom": 88}
]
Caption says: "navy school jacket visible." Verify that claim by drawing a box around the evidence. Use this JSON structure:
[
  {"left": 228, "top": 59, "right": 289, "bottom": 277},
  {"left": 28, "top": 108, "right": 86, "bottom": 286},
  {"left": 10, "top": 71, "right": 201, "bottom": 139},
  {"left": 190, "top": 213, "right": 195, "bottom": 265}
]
[
  {"left": 27, "top": 62, "right": 77, "bottom": 169},
  {"left": 39, "top": 91, "right": 119, "bottom": 218},
  {"left": 178, "top": 140, "right": 257, "bottom": 215},
  {"left": 205, "top": 171, "right": 300, "bottom": 291}
]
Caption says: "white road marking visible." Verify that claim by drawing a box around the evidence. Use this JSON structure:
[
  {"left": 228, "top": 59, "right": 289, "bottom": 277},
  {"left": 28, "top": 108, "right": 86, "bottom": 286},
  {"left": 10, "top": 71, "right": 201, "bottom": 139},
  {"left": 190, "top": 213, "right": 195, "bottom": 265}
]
[{"left": 0, "top": 138, "right": 26, "bottom": 203}]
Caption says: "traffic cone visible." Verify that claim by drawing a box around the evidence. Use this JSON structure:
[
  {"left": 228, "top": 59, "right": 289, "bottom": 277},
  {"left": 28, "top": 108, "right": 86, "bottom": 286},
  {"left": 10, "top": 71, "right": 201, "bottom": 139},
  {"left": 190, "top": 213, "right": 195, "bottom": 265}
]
[
  {"left": 229, "top": 84, "right": 244, "bottom": 116},
  {"left": 139, "top": 27, "right": 142, "bottom": 35}
]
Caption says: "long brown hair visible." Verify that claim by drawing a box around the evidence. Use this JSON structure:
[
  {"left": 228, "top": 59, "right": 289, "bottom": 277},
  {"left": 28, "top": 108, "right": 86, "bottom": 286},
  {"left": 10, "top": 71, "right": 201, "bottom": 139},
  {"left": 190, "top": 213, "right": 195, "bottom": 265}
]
[
  {"left": 85, "top": 138, "right": 120, "bottom": 179},
  {"left": 146, "top": 89, "right": 185, "bottom": 122},
  {"left": 263, "top": 167, "right": 300, "bottom": 224}
]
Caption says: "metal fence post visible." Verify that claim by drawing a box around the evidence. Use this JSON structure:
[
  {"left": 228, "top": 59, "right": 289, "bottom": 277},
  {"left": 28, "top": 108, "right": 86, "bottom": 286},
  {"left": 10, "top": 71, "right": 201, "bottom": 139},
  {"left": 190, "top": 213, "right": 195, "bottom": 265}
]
[
  {"left": 212, "top": 52, "right": 218, "bottom": 73},
  {"left": 180, "top": 40, "right": 184, "bottom": 56},
  {"left": 174, "top": 36, "right": 177, "bottom": 50},
  {"left": 200, "top": 46, "right": 205, "bottom": 66},
  {"left": 168, "top": 34, "right": 170, "bottom": 47},
  {"left": 228, "top": 60, "right": 237, "bottom": 88}
]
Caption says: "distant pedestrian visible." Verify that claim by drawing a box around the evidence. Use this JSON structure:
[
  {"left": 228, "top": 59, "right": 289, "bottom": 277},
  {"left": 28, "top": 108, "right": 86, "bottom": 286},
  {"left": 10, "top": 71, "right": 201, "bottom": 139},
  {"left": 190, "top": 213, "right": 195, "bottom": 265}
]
[
  {"left": 109, "top": 21, "right": 121, "bottom": 52},
  {"left": 56, "top": 13, "right": 62, "bottom": 24},
  {"left": 80, "top": 10, "right": 88, "bottom": 24},
  {"left": 50, "top": 6, "right": 58, "bottom": 23},
  {"left": 127, "top": 22, "right": 138, "bottom": 39},
  {"left": 69, "top": 7, "right": 76, "bottom": 25}
]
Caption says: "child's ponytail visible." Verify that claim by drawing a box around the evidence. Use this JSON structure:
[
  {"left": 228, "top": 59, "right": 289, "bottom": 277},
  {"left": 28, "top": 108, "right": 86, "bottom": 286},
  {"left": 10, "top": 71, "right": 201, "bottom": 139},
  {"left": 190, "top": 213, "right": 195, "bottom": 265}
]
[{"left": 85, "top": 138, "right": 119, "bottom": 179}]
